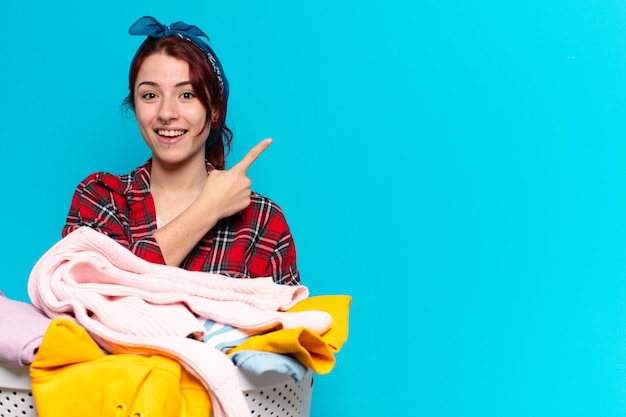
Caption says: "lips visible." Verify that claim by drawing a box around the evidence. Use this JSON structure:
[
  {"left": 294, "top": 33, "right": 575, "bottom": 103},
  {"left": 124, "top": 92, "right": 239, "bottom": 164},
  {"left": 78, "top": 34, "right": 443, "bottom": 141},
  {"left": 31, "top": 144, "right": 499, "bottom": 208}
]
[{"left": 154, "top": 128, "right": 188, "bottom": 146}]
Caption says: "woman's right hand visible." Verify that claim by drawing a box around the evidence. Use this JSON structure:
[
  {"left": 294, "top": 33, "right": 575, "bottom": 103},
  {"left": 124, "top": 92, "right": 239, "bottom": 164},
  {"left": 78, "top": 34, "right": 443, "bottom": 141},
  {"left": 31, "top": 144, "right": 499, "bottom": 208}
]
[{"left": 201, "top": 138, "right": 273, "bottom": 220}]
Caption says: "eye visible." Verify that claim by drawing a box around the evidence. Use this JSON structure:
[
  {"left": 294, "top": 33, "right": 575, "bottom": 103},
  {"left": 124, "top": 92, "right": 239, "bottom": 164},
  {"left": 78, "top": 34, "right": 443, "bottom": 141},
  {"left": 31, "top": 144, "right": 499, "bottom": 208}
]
[
  {"left": 181, "top": 91, "right": 196, "bottom": 100},
  {"left": 141, "top": 92, "right": 157, "bottom": 101}
]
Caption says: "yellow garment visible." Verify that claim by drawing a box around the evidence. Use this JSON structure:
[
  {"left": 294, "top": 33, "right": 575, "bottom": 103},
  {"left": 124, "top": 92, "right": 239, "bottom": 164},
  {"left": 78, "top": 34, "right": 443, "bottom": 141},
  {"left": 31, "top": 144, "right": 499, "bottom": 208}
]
[
  {"left": 229, "top": 295, "right": 351, "bottom": 374},
  {"left": 288, "top": 295, "right": 351, "bottom": 352},
  {"left": 30, "top": 318, "right": 212, "bottom": 417}
]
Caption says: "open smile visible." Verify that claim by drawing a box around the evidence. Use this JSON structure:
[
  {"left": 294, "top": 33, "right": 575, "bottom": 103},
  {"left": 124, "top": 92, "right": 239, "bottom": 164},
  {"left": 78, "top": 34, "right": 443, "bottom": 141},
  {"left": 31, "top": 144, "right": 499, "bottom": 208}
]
[{"left": 157, "top": 129, "right": 187, "bottom": 137}]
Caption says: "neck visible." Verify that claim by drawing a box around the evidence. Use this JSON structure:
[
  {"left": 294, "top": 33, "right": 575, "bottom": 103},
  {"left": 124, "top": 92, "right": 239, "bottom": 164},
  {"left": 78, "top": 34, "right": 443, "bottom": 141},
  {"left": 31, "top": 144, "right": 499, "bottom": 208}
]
[{"left": 150, "top": 154, "right": 208, "bottom": 194}]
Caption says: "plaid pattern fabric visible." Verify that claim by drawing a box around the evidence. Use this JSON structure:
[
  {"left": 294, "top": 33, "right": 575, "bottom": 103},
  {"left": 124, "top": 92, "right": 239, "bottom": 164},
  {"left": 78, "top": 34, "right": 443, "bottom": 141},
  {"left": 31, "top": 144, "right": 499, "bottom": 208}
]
[{"left": 62, "top": 159, "right": 300, "bottom": 286}]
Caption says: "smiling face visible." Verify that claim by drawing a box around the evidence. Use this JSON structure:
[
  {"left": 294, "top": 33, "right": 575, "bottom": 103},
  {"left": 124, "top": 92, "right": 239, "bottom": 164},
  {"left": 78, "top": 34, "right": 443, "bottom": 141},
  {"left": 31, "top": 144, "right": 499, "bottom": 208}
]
[{"left": 134, "top": 52, "right": 212, "bottom": 168}]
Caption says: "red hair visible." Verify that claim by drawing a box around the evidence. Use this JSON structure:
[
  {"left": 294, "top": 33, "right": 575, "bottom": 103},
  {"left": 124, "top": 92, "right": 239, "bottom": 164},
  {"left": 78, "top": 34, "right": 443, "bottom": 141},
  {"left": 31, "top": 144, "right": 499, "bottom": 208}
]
[{"left": 124, "top": 36, "right": 232, "bottom": 169}]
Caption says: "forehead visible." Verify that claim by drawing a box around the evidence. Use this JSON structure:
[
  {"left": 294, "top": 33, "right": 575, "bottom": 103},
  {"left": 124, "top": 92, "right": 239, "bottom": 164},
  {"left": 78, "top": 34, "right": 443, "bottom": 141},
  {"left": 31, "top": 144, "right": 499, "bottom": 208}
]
[{"left": 136, "top": 53, "right": 190, "bottom": 85}]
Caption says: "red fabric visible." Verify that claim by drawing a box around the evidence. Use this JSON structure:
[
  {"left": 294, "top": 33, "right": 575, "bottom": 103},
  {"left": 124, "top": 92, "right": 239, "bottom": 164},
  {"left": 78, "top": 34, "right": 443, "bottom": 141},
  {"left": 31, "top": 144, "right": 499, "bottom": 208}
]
[{"left": 62, "top": 159, "right": 300, "bottom": 285}]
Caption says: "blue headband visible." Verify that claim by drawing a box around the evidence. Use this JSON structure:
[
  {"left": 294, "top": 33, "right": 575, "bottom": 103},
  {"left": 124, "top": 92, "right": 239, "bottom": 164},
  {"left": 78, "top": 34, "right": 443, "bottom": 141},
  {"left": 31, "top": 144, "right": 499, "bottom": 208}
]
[{"left": 128, "top": 16, "right": 229, "bottom": 146}]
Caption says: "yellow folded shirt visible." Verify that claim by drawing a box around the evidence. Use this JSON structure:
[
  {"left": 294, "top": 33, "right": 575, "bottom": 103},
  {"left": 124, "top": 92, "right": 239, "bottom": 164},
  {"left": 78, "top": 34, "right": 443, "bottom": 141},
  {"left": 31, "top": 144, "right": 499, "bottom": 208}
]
[
  {"left": 288, "top": 295, "right": 351, "bottom": 351},
  {"left": 30, "top": 318, "right": 212, "bottom": 417},
  {"left": 228, "top": 294, "right": 351, "bottom": 374}
]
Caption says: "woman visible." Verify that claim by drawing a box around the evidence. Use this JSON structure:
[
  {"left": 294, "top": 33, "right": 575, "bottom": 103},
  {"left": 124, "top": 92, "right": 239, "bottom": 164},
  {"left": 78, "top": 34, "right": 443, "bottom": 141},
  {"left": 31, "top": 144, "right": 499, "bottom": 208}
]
[{"left": 62, "top": 16, "right": 300, "bottom": 286}]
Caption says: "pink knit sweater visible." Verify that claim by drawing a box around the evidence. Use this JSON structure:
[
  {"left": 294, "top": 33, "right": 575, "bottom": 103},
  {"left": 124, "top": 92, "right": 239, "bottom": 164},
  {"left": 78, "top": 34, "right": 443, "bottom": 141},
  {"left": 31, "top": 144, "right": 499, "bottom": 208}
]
[{"left": 28, "top": 226, "right": 331, "bottom": 417}]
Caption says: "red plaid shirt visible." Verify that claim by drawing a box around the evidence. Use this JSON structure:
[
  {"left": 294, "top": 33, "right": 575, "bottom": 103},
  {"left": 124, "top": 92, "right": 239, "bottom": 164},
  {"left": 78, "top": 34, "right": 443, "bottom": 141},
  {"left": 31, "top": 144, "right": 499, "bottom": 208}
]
[{"left": 62, "top": 159, "right": 300, "bottom": 286}]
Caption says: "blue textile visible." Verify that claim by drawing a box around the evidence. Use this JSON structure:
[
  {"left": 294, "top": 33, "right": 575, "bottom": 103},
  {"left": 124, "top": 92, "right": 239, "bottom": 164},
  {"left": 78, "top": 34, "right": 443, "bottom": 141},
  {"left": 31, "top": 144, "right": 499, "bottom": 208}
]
[{"left": 230, "top": 350, "right": 308, "bottom": 382}]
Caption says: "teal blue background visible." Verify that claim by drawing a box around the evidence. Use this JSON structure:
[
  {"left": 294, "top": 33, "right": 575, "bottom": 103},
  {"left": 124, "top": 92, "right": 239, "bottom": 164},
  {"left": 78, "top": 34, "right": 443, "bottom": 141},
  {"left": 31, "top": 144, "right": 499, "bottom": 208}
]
[{"left": 3, "top": 0, "right": 626, "bottom": 415}]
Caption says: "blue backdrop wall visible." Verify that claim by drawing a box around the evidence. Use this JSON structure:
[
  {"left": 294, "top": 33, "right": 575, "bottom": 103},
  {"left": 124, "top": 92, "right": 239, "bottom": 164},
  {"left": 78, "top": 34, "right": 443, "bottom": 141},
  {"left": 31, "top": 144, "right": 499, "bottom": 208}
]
[{"left": 3, "top": 0, "right": 626, "bottom": 416}]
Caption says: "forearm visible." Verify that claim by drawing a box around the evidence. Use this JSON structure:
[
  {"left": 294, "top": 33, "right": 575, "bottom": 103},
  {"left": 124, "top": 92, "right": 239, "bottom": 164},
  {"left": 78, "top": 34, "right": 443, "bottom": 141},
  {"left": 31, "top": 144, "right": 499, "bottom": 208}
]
[{"left": 152, "top": 199, "right": 220, "bottom": 266}]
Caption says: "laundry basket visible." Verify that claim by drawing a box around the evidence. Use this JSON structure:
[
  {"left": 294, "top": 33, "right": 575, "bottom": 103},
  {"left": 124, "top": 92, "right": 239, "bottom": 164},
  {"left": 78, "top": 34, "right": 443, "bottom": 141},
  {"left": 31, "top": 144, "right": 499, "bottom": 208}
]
[
  {"left": 0, "top": 362, "right": 34, "bottom": 417},
  {"left": 0, "top": 362, "right": 313, "bottom": 417}
]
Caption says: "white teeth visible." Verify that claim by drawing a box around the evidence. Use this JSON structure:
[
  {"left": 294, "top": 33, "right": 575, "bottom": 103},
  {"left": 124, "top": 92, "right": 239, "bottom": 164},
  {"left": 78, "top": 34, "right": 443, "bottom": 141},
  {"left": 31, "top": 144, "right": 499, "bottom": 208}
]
[{"left": 157, "top": 129, "right": 185, "bottom": 137}]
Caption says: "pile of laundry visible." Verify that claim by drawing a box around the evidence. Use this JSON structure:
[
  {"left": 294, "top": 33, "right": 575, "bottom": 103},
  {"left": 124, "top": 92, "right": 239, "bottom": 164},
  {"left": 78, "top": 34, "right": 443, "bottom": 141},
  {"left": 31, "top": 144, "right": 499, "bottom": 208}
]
[{"left": 0, "top": 227, "right": 351, "bottom": 417}]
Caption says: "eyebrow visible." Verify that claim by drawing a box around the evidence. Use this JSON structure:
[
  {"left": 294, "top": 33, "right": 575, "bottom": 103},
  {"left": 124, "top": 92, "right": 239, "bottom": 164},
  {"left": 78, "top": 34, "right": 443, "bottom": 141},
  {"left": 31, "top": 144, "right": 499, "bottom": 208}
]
[{"left": 136, "top": 80, "right": 192, "bottom": 89}]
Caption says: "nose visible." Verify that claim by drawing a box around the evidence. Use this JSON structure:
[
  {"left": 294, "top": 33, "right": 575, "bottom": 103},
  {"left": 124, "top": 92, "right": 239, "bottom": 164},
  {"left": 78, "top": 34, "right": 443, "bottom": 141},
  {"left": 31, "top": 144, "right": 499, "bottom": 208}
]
[{"left": 158, "top": 95, "right": 179, "bottom": 124}]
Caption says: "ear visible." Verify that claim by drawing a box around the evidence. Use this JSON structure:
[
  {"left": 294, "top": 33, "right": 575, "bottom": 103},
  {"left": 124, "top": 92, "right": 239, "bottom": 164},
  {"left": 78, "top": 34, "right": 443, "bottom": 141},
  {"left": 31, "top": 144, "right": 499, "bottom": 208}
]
[{"left": 210, "top": 110, "right": 220, "bottom": 124}]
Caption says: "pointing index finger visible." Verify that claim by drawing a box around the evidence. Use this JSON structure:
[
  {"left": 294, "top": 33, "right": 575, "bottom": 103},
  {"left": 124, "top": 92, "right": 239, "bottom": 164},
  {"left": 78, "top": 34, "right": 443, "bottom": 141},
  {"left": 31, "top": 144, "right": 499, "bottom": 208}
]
[{"left": 234, "top": 138, "right": 273, "bottom": 172}]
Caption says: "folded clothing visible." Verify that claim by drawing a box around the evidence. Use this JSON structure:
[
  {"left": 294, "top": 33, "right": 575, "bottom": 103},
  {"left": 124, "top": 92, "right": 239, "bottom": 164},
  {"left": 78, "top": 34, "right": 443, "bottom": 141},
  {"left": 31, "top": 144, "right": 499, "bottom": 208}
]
[
  {"left": 228, "top": 295, "right": 352, "bottom": 374},
  {"left": 0, "top": 291, "right": 52, "bottom": 366},
  {"left": 230, "top": 350, "right": 308, "bottom": 381}
]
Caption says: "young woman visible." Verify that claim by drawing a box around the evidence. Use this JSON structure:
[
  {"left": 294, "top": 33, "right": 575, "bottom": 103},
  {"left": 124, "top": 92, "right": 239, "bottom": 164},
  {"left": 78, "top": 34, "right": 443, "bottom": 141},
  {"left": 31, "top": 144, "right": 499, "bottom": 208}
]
[{"left": 62, "top": 16, "right": 300, "bottom": 286}]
